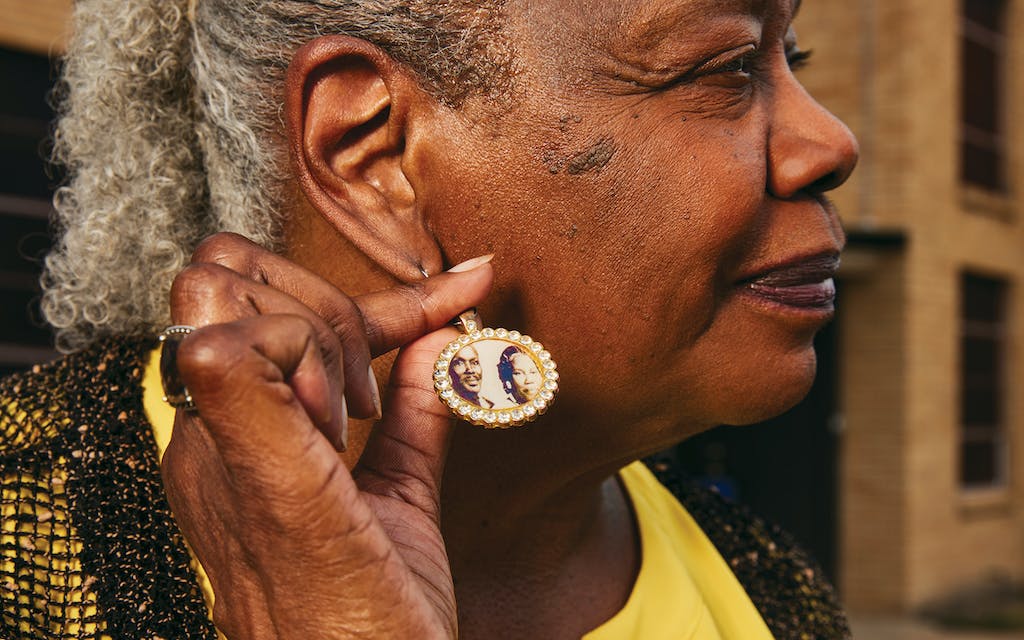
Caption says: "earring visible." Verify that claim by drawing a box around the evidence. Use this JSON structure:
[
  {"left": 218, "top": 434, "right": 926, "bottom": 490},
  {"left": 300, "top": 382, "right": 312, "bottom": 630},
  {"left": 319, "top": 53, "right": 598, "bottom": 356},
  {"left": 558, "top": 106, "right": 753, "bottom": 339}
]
[{"left": 433, "top": 308, "right": 559, "bottom": 428}]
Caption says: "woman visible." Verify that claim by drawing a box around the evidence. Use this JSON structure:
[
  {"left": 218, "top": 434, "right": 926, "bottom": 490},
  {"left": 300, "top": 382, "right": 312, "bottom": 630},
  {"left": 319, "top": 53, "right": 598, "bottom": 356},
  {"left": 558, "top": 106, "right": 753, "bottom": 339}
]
[
  {"left": 1, "top": 0, "right": 857, "bottom": 637},
  {"left": 497, "top": 345, "right": 544, "bottom": 404}
]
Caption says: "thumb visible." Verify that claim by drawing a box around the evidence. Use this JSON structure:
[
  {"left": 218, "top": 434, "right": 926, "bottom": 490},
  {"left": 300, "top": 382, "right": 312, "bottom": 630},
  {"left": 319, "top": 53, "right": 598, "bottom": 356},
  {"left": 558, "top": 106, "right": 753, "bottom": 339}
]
[{"left": 354, "top": 326, "right": 462, "bottom": 514}]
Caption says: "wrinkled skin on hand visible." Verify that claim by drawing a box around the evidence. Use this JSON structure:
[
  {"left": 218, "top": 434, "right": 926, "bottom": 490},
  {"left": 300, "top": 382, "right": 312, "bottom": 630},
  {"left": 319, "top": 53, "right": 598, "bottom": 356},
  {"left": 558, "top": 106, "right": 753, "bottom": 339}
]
[{"left": 161, "top": 234, "right": 493, "bottom": 639}]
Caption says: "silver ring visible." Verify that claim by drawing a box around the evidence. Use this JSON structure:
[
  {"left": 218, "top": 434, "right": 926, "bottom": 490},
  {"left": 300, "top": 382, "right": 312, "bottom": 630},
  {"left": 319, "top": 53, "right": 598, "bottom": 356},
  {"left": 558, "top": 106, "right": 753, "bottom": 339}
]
[{"left": 158, "top": 325, "right": 198, "bottom": 410}]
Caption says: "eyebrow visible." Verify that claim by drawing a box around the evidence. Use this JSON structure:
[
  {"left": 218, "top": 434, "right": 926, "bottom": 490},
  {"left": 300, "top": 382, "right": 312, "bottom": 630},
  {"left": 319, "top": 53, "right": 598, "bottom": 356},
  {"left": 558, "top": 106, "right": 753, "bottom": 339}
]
[
  {"left": 614, "top": 0, "right": 766, "bottom": 47},
  {"left": 599, "top": 0, "right": 765, "bottom": 78}
]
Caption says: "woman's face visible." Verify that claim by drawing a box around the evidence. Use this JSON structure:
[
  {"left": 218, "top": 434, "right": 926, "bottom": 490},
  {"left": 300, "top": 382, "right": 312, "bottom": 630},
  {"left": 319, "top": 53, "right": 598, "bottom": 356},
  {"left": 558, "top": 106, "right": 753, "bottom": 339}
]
[
  {"left": 419, "top": 0, "right": 857, "bottom": 444},
  {"left": 510, "top": 353, "right": 542, "bottom": 400}
]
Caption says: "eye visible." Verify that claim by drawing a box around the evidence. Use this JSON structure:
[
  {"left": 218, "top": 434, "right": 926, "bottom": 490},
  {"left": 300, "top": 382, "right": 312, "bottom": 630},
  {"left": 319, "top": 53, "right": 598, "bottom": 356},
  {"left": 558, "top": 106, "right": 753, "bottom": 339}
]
[
  {"left": 696, "top": 45, "right": 757, "bottom": 78},
  {"left": 683, "top": 45, "right": 758, "bottom": 92},
  {"left": 716, "top": 55, "right": 751, "bottom": 74},
  {"left": 786, "top": 47, "right": 813, "bottom": 71}
]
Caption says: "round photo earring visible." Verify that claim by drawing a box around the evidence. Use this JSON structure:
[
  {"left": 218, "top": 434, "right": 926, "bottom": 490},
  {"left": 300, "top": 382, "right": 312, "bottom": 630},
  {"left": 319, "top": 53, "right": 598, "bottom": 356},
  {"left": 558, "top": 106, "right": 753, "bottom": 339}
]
[{"left": 433, "top": 309, "right": 559, "bottom": 428}]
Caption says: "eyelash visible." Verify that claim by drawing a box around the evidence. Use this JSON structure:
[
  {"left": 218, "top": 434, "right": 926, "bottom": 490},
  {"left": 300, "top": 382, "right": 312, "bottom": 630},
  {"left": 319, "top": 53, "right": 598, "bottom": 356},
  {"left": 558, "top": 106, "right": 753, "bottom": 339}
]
[
  {"left": 703, "top": 46, "right": 813, "bottom": 79},
  {"left": 786, "top": 48, "right": 814, "bottom": 71},
  {"left": 716, "top": 55, "right": 752, "bottom": 74}
]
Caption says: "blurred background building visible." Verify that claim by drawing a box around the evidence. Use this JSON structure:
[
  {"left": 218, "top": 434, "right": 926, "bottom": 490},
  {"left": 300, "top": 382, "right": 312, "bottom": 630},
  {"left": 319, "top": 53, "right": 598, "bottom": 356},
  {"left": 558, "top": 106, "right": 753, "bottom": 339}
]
[
  {"left": 1, "top": 0, "right": 1021, "bottom": 622},
  {"left": 0, "top": 0, "right": 67, "bottom": 376},
  {"left": 681, "top": 0, "right": 1024, "bottom": 620},
  {"left": 797, "top": 0, "right": 1021, "bottom": 614}
]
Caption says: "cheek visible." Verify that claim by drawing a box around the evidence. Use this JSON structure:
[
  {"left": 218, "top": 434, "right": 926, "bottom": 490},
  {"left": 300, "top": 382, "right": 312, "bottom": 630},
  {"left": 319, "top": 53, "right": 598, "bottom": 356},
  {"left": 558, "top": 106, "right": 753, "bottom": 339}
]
[
  {"left": 501, "top": 132, "right": 767, "bottom": 417},
  {"left": 427, "top": 103, "right": 774, "bottom": 423},
  {"left": 539, "top": 123, "right": 768, "bottom": 349}
]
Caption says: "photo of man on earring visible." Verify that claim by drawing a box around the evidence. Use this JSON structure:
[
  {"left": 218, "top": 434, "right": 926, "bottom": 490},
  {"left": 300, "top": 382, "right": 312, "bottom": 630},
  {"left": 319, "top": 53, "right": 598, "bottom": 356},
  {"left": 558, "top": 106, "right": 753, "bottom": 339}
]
[{"left": 449, "top": 344, "right": 494, "bottom": 408}]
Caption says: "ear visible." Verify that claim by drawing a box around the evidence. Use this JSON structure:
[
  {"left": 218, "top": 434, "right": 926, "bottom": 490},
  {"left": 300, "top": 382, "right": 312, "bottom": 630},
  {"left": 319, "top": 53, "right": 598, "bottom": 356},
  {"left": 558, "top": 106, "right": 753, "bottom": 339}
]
[{"left": 285, "top": 36, "right": 443, "bottom": 281}]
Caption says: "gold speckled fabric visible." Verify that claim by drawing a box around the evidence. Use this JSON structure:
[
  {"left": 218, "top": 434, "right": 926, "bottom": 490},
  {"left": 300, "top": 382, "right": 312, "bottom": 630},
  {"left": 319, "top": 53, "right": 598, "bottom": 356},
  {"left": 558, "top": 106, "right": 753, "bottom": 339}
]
[
  {"left": 645, "top": 457, "right": 852, "bottom": 640},
  {"left": 1, "top": 338, "right": 849, "bottom": 639},
  {"left": 0, "top": 338, "right": 215, "bottom": 639}
]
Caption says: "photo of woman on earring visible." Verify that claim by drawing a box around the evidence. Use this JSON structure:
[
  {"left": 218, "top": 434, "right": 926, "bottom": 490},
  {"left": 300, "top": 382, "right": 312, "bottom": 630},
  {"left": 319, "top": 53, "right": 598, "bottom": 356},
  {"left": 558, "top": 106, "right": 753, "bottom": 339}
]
[{"left": 498, "top": 344, "right": 543, "bottom": 404}]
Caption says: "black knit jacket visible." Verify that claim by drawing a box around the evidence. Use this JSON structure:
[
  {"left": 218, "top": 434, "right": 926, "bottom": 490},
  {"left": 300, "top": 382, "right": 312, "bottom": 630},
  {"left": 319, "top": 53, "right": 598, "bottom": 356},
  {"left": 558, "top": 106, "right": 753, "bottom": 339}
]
[{"left": 0, "top": 338, "right": 850, "bottom": 639}]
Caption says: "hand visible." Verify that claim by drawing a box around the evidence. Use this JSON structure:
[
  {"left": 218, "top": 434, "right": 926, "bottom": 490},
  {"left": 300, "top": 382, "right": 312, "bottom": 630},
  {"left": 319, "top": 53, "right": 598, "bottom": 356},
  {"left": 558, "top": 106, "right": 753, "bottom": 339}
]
[{"left": 160, "top": 233, "right": 493, "bottom": 639}]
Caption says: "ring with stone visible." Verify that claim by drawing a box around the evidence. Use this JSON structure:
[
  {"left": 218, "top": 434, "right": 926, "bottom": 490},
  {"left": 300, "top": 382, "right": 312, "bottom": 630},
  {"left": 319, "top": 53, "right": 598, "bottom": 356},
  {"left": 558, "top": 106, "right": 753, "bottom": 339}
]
[{"left": 157, "top": 325, "right": 198, "bottom": 410}]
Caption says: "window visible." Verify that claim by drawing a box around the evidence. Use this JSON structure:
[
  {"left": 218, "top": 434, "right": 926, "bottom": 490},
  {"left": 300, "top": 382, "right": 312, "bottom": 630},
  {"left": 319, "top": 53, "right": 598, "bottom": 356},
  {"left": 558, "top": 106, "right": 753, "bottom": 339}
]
[
  {"left": 960, "top": 273, "right": 1009, "bottom": 488},
  {"left": 960, "top": 0, "right": 1008, "bottom": 192},
  {"left": 0, "top": 47, "right": 57, "bottom": 376}
]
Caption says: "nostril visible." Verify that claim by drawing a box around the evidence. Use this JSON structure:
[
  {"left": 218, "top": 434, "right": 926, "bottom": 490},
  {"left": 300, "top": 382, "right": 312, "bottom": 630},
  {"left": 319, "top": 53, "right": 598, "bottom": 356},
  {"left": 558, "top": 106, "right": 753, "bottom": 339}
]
[
  {"left": 767, "top": 113, "right": 858, "bottom": 199},
  {"left": 810, "top": 144, "right": 857, "bottom": 192},
  {"left": 809, "top": 171, "right": 841, "bottom": 193}
]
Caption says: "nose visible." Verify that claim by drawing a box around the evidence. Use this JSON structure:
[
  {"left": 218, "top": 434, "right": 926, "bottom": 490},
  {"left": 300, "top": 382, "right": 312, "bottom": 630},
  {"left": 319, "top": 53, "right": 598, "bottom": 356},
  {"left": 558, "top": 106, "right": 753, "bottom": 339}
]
[{"left": 766, "top": 77, "right": 859, "bottom": 199}]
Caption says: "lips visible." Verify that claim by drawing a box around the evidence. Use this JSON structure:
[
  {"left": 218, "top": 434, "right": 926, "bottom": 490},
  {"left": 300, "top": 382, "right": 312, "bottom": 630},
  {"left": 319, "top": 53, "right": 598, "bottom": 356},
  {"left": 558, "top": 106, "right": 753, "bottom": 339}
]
[{"left": 740, "top": 254, "right": 839, "bottom": 311}]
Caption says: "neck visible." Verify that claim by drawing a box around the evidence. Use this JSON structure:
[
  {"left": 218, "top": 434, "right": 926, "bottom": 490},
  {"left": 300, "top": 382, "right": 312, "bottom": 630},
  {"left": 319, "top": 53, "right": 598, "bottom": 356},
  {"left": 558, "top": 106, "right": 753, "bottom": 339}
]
[{"left": 440, "top": 418, "right": 642, "bottom": 639}]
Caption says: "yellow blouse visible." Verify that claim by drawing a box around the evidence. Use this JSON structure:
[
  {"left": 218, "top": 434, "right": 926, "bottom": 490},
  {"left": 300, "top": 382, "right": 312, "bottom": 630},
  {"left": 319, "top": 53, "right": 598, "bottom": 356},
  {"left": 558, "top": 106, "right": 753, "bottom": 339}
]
[
  {"left": 143, "top": 350, "right": 773, "bottom": 640},
  {"left": 143, "top": 350, "right": 222, "bottom": 637},
  {"left": 584, "top": 463, "right": 774, "bottom": 639}
]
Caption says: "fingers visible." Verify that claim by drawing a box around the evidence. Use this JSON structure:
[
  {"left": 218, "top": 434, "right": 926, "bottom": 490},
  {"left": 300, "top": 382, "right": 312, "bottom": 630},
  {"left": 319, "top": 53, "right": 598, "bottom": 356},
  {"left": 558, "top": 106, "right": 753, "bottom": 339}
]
[
  {"left": 171, "top": 261, "right": 363, "bottom": 423},
  {"left": 190, "top": 233, "right": 494, "bottom": 355},
  {"left": 162, "top": 315, "right": 389, "bottom": 633},
  {"left": 177, "top": 233, "right": 494, "bottom": 422},
  {"left": 354, "top": 327, "right": 462, "bottom": 517},
  {"left": 163, "top": 315, "right": 459, "bottom": 639},
  {"left": 183, "top": 234, "right": 377, "bottom": 419},
  {"left": 353, "top": 254, "right": 494, "bottom": 355},
  {"left": 176, "top": 314, "right": 348, "bottom": 462}
]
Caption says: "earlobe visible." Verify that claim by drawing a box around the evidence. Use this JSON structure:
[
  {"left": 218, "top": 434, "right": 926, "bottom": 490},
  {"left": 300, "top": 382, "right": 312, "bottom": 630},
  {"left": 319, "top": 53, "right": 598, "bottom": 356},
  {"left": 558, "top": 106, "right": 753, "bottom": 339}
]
[{"left": 285, "top": 36, "right": 443, "bottom": 281}]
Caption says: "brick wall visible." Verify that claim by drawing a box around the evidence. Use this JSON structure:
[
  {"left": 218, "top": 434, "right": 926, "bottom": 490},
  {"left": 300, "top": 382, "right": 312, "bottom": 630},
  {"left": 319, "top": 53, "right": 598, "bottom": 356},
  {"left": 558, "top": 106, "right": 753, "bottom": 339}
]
[{"left": 799, "top": 0, "right": 1024, "bottom": 613}]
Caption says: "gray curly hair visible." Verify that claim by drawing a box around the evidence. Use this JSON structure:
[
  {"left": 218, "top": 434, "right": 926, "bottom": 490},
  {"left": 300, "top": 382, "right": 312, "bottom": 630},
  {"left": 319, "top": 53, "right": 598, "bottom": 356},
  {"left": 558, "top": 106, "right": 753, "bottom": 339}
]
[{"left": 42, "top": 0, "right": 509, "bottom": 352}]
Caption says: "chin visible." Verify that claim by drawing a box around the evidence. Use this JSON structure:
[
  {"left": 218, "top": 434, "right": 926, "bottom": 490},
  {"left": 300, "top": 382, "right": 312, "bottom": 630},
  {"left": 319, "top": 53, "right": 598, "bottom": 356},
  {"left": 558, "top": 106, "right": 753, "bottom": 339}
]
[{"left": 716, "top": 348, "right": 819, "bottom": 427}]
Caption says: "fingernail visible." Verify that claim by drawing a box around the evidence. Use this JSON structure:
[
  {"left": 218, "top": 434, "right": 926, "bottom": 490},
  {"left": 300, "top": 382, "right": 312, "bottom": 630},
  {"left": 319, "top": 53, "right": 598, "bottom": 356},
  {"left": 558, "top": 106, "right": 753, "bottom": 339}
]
[
  {"left": 337, "top": 396, "right": 349, "bottom": 452},
  {"left": 367, "top": 364, "right": 382, "bottom": 420},
  {"left": 447, "top": 254, "right": 494, "bottom": 273}
]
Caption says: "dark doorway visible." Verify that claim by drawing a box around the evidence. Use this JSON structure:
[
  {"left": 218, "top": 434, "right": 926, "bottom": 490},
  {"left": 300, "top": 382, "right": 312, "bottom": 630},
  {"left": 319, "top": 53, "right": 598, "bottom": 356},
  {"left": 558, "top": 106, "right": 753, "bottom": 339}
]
[
  {"left": 674, "top": 313, "right": 841, "bottom": 583},
  {"left": 0, "top": 47, "right": 59, "bottom": 375}
]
